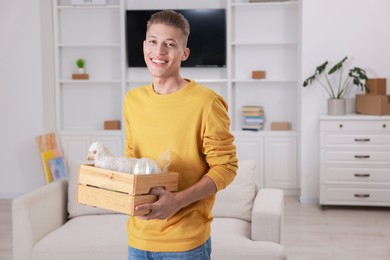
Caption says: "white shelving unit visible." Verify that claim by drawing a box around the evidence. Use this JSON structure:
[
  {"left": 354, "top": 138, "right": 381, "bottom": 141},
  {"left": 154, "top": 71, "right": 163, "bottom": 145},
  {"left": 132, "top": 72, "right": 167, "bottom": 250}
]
[
  {"left": 228, "top": 0, "right": 299, "bottom": 131},
  {"left": 53, "top": 0, "right": 300, "bottom": 192},
  {"left": 53, "top": 0, "right": 125, "bottom": 132},
  {"left": 228, "top": 0, "right": 300, "bottom": 192}
]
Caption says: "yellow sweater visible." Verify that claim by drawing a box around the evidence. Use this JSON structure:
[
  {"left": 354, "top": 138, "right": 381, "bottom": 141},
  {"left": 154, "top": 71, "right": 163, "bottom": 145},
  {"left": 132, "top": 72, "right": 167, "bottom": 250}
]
[{"left": 123, "top": 79, "right": 238, "bottom": 252}]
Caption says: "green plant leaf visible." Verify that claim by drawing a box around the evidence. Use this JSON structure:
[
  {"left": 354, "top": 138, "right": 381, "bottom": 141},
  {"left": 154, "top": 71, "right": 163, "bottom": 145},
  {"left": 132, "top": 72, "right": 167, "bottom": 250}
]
[
  {"left": 328, "top": 56, "right": 347, "bottom": 75},
  {"left": 76, "top": 58, "right": 85, "bottom": 68},
  {"left": 303, "top": 61, "right": 328, "bottom": 87},
  {"left": 349, "top": 67, "right": 368, "bottom": 92},
  {"left": 316, "top": 61, "right": 328, "bottom": 75}
]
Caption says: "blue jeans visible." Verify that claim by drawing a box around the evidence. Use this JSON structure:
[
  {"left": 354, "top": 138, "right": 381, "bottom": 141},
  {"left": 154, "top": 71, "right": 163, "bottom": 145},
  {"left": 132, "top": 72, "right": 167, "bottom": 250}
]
[{"left": 128, "top": 237, "right": 211, "bottom": 260}]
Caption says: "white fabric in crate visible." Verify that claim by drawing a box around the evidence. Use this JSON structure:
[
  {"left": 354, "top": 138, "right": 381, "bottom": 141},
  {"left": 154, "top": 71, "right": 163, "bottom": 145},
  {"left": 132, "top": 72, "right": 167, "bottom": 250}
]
[{"left": 212, "top": 160, "right": 256, "bottom": 222}]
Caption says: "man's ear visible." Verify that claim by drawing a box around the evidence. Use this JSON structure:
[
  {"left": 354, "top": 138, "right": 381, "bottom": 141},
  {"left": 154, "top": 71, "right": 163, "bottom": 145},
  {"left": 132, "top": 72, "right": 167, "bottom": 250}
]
[{"left": 181, "top": 47, "right": 190, "bottom": 61}]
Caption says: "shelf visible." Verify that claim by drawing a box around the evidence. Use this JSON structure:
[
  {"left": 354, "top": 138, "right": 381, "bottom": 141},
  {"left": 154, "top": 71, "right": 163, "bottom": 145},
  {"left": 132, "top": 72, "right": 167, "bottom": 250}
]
[
  {"left": 232, "top": 40, "right": 297, "bottom": 46},
  {"left": 231, "top": 1, "right": 298, "bottom": 7},
  {"left": 58, "top": 43, "right": 120, "bottom": 48},
  {"left": 233, "top": 79, "right": 297, "bottom": 83},
  {"left": 59, "top": 129, "right": 123, "bottom": 135},
  {"left": 60, "top": 80, "right": 121, "bottom": 84},
  {"left": 57, "top": 5, "right": 120, "bottom": 10}
]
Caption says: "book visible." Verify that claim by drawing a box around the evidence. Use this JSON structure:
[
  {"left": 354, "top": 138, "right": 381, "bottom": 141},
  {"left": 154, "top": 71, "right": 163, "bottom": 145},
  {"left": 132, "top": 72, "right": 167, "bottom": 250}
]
[
  {"left": 242, "top": 111, "right": 265, "bottom": 117},
  {"left": 48, "top": 157, "right": 68, "bottom": 180},
  {"left": 244, "top": 116, "right": 265, "bottom": 124},
  {"left": 40, "top": 149, "right": 61, "bottom": 183},
  {"left": 242, "top": 106, "right": 263, "bottom": 112},
  {"left": 242, "top": 124, "right": 264, "bottom": 131}
]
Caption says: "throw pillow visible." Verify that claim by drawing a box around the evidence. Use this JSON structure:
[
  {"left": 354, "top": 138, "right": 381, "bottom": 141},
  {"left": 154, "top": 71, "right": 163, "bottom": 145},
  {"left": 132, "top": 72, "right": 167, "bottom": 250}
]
[
  {"left": 212, "top": 160, "right": 257, "bottom": 222},
  {"left": 67, "top": 160, "right": 116, "bottom": 218}
]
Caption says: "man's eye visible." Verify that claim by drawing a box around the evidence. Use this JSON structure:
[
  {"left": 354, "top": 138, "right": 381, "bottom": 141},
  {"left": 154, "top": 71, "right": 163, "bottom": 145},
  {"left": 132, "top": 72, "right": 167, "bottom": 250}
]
[
  {"left": 166, "top": 43, "right": 176, "bottom": 48},
  {"left": 148, "top": 40, "right": 157, "bottom": 44}
]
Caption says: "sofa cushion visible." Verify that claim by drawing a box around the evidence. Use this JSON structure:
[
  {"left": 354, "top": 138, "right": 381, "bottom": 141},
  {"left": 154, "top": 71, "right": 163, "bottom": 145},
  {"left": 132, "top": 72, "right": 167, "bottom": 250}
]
[
  {"left": 212, "top": 160, "right": 256, "bottom": 222},
  {"left": 32, "top": 215, "right": 128, "bottom": 260},
  {"left": 211, "top": 218, "right": 286, "bottom": 260},
  {"left": 67, "top": 160, "right": 115, "bottom": 218}
]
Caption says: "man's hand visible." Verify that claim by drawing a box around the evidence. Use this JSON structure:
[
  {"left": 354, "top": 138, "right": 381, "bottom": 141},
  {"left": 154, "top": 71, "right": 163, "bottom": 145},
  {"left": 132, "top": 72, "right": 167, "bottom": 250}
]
[
  {"left": 135, "top": 187, "right": 182, "bottom": 220},
  {"left": 135, "top": 176, "right": 217, "bottom": 221}
]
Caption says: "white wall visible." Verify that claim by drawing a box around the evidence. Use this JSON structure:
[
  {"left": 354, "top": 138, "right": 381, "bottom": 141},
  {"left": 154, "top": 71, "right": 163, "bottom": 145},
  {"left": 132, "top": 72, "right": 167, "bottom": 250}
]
[
  {"left": 300, "top": 0, "right": 390, "bottom": 203},
  {"left": 0, "top": 0, "right": 52, "bottom": 197}
]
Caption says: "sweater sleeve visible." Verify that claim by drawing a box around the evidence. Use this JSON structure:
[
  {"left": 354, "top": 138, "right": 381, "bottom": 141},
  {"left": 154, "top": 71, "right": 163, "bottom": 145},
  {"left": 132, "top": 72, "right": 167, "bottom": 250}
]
[{"left": 202, "top": 96, "right": 238, "bottom": 191}]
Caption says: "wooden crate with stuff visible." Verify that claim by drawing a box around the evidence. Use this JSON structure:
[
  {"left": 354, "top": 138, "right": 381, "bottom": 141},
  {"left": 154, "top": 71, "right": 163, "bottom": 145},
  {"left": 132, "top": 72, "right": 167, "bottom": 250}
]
[{"left": 77, "top": 142, "right": 178, "bottom": 216}]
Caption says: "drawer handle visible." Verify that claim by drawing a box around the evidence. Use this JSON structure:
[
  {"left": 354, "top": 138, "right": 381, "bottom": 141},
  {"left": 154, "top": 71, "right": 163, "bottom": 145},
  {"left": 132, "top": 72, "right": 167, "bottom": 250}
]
[
  {"left": 383, "top": 124, "right": 387, "bottom": 129},
  {"left": 354, "top": 155, "right": 370, "bottom": 159},
  {"left": 354, "top": 173, "right": 370, "bottom": 177},
  {"left": 354, "top": 194, "right": 370, "bottom": 198},
  {"left": 354, "top": 138, "right": 370, "bottom": 142},
  {"left": 339, "top": 124, "right": 343, "bottom": 128}
]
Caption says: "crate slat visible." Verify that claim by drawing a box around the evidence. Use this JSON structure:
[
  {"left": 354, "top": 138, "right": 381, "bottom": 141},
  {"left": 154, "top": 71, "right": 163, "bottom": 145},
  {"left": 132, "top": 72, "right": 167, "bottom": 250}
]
[
  {"left": 78, "top": 164, "right": 179, "bottom": 195},
  {"left": 77, "top": 185, "right": 157, "bottom": 216}
]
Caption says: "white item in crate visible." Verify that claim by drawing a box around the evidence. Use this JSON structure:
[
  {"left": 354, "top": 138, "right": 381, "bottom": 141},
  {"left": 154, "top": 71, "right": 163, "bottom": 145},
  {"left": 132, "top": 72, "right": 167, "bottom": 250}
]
[{"left": 87, "top": 142, "right": 161, "bottom": 174}]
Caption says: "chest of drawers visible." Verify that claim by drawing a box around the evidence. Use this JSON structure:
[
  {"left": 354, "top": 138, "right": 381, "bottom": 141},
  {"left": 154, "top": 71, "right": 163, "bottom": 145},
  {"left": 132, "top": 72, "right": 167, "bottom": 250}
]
[{"left": 319, "top": 115, "right": 390, "bottom": 208}]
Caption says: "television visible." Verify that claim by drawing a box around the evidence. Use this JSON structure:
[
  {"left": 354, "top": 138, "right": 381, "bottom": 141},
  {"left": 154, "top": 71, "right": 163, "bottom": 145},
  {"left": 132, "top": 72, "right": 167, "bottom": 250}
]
[{"left": 126, "top": 9, "right": 226, "bottom": 68}]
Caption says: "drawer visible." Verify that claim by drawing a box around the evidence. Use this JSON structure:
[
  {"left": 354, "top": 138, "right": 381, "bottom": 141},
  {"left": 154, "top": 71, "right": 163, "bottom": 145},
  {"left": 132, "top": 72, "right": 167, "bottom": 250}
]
[
  {"left": 320, "top": 186, "right": 390, "bottom": 206},
  {"left": 322, "top": 149, "right": 390, "bottom": 164},
  {"left": 321, "top": 133, "right": 390, "bottom": 146},
  {"left": 320, "top": 120, "right": 390, "bottom": 131},
  {"left": 320, "top": 166, "right": 390, "bottom": 183}
]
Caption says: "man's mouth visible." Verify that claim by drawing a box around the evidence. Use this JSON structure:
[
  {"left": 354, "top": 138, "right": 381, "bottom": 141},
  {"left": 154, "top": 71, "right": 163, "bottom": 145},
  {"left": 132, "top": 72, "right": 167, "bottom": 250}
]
[{"left": 151, "top": 58, "right": 168, "bottom": 64}]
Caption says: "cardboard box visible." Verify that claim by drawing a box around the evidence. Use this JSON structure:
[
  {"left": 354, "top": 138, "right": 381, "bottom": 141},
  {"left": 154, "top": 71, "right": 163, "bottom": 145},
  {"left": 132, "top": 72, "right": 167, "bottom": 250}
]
[
  {"left": 356, "top": 94, "right": 390, "bottom": 115},
  {"left": 72, "top": 73, "right": 89, "bottom": 80},
  {"left": 77, "top": 164, "right": 179, "bottom": 216},
  {"left": 271, "top": 122, "right": 290, "bottom": 131},
  {"left": 366, "top": 78, "right": 387, "bottom": 95},
  {"left": 104, "top": 120, "right": 121, "bottom": 130},
  {"left": 252, "top": 70, "right": 266, "bottom": 79}
]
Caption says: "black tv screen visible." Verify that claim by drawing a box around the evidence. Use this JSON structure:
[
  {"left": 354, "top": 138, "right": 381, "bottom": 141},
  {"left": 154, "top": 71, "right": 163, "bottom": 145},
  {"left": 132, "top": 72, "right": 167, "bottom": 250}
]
[{"left": 126, "top": 9, "right": 226, "bottom": 68}]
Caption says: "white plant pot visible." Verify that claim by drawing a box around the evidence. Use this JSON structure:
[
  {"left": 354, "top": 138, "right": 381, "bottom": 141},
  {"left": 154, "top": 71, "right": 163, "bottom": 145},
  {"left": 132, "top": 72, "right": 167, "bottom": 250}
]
[
  {"left": 78, "top": 68, "right": 85, "bottom": 74},
  {"left": 327, "top": 99, "right": 346, "bottom": 115}
]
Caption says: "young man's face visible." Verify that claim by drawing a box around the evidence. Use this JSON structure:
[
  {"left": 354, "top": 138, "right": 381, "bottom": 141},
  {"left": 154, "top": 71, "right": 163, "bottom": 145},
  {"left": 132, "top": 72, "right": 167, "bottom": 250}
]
[{"left": 143, "top": 23, "right": 190, "bottom": 79}]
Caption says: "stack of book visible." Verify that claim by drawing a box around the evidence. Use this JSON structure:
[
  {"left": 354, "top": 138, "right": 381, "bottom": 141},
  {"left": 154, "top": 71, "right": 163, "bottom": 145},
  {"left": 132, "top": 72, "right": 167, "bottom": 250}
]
[{"left": 242, "top": 106, "right": 265, "bottom": 131}]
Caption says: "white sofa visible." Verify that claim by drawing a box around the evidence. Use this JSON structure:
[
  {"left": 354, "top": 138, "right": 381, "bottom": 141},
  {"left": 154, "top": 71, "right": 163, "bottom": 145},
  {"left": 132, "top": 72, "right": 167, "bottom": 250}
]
[{"left": 12, "top": 160, "right": 287, "bottom": 260}]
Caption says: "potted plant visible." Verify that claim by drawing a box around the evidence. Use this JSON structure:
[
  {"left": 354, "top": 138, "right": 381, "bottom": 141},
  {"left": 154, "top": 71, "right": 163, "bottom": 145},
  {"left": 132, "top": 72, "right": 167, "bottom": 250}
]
[
  {"left": 303, "top": 56, "right": 368, "bottom": 115},
  {"left": 76, "top": 58, "right": 86, "bottom": 74}
]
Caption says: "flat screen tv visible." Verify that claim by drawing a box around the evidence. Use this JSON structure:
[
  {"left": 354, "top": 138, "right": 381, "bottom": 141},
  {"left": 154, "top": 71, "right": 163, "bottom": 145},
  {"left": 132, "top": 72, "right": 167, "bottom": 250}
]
[{"left": 126, "top": 9, "right": 226, "bottom": 68}]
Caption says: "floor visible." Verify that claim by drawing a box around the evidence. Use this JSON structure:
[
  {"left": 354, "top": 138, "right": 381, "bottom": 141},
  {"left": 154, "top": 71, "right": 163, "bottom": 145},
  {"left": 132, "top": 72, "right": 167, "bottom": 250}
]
[
  {"left": 1, "top": 197, "right": 390, "bottom": 260},
  {"left": 283, "top": 197, "right": 390, "bottom": 260},
  {"left": 0, "top": 199, "right": 12, "bottom": 260}
]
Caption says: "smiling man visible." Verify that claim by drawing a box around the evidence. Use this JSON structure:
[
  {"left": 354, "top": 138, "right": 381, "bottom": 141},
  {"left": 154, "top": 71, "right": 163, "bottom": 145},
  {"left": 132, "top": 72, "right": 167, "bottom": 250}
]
[{"left": 123, "top": 10, "right": 238, "bottom": 260}]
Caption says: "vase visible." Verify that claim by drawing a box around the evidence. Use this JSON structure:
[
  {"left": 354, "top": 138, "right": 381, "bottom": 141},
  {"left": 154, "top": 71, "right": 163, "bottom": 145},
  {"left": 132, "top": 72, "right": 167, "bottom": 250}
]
[{"left": 327, "top": 99, "right": 346, "bottom": 115}]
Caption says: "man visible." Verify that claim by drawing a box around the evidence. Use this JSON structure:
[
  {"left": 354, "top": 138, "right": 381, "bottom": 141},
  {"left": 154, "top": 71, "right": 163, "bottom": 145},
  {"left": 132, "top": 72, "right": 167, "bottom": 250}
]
[{"left": 124, "top": 10, "right": 238, "bottom": 260}]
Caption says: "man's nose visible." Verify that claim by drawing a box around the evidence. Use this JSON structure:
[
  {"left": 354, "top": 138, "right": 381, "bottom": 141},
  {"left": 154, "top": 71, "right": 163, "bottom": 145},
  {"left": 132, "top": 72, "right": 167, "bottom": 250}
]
[{"left": 155, "top": 43, "right": 167, "bottom": 55}]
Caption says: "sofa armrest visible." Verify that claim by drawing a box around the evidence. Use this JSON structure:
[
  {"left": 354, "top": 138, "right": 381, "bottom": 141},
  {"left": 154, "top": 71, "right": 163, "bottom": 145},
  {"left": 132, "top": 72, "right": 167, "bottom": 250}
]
[
  {"left": 251, "top": 188, "right": 284, "bottom": 243},
  {"left": 12, "top": 178, "right": 68, "bottom": 260}
]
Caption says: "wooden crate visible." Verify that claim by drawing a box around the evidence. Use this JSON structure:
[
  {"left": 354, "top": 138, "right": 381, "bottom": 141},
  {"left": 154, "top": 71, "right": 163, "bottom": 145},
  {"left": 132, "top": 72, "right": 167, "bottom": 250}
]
[{"left": 77, "top": 164, "right": 179, "bottom": 216}]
